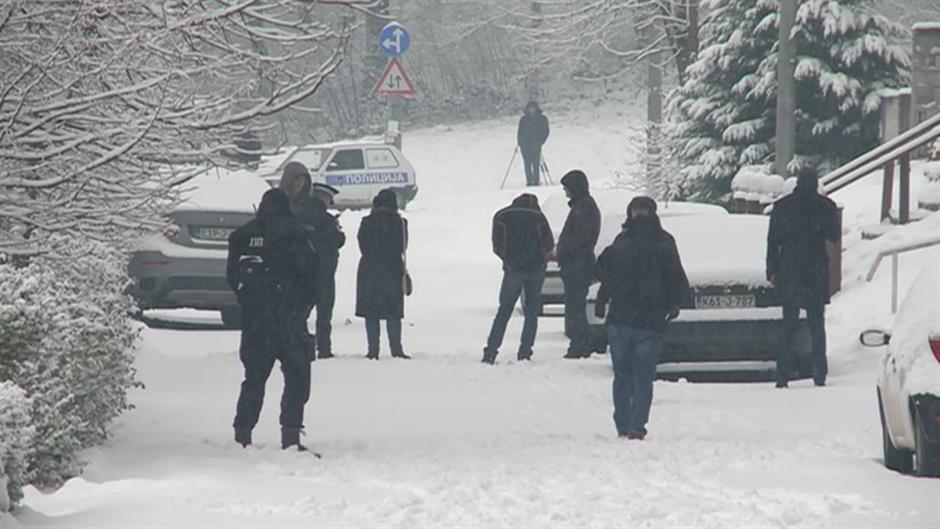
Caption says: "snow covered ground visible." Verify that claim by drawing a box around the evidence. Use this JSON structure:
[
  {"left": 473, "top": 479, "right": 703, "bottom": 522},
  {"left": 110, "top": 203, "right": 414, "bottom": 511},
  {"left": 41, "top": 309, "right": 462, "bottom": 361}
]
[{"left": 9, "top": 99, "right": 940, "bottom": 528}]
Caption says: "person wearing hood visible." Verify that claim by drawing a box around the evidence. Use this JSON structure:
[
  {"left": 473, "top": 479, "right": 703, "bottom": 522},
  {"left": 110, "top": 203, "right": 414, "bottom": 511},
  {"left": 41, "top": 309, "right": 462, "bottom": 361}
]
[
  {"left": 594, "top": 196, "right": 689, "bottom": 440},
  {"left": 555, "top": 169, "right": 601, "bottom": 359},
  {"left": 226, "top": 188, "right": 319, "bottom": 452},
  {"left": 482, "top": 193, "right": 555, "bottom": 364},
  {"left": 766, "top": 167, "right": 839, "bottom": 388},
  {"left": 356, "top": 188, "right": 411, "bottom": 360},
  {"left": 517, "top": 101, "right": 550, "bottom": 186}
]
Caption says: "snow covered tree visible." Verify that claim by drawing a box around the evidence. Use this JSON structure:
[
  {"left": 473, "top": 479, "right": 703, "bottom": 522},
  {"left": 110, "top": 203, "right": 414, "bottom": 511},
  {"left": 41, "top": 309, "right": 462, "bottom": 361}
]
[
  {"left": 0, "top": 243, "right": 140, "bottom": 489},
  {"left": 666, "top": 0, "right": 908, "bottom": 202},
  {"left": 0, "top": 1, "right": 353, "bottom": 258},
  {"left": 0, "top": 382, "right": 32, "bottom": 511}
]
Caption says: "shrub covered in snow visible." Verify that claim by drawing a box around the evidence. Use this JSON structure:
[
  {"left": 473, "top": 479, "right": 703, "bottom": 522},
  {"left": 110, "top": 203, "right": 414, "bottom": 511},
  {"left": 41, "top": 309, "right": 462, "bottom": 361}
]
[
  {"left": 731, "top": 167, "right": 786, "bottom": 204},
  {"left": 667, "top": 0, "right": 909, "bottom": 202},
  {"left": 922, "top": 161, "right": 940, "bottom": 183},
  {"left": 0, "top": 382, "right": 31, "bottom": 511},
  {"left": 0, "top": 244, "right": 140, "bottom": 490}
]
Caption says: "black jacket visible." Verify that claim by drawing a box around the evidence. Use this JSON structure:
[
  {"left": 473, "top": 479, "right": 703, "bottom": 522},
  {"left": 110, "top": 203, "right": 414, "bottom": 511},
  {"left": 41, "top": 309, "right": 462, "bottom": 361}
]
[
  {"left": 766, "top": 185, "right": 839, "bottom": 306},
  {"left": 596, "top": 216, "right": 690, "bottom": 332},
  {"left": 355, "top": 207, "right": 407, "bottom": 319},
  {"left": 556, "top": 171, "right": 601, "bottom": 282},
  {"left": 307, "top": 198, "right": 346, "bottom": 277},
  {"left": 226, "top": 190, "right": 318, "bottom": 315},
  {"left": 517, "top": 106, "right": 549, "bottom": 151},
  {"left": 492, "top": 194, "right": 554, "bottom": 272}
]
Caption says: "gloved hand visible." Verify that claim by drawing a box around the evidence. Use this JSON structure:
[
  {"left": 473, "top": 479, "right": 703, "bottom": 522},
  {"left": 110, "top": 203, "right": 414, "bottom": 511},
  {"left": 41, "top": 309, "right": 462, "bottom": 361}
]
[
  {"left": 594, "top": 302, "right": 607, "bottom": 319},
  {"left": 667, "top": 308, "right": 680, "bottom": 321}
]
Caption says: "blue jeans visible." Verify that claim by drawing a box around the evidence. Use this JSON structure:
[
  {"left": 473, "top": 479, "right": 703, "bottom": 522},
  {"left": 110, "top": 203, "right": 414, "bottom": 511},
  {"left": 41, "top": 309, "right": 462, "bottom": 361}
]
[
  {"left": 777, "top": 304, "right": 827, "bottom": 383},
  {"left": 485, "top": 267, "right": 545, "bottom": 356},
  {"left": 607, "top": 324, "right": 661, "bottom": 437}
]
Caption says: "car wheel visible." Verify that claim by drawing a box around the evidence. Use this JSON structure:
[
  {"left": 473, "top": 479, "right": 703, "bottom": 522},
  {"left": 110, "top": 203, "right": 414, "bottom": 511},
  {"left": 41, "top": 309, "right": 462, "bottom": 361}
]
[
  {"left": 879, "top": 389, "right": 913, "bottom": 473},
  {"left": 914, "top": 410, "right": 940, "bottom": 477},
  {"left": 220, "top": 306, "right": 242, "bottom": 329}
]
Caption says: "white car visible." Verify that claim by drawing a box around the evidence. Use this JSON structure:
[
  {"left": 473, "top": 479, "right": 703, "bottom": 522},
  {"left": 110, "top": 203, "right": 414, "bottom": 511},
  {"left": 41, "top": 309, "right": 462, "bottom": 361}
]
[
  {"left": 585, "top": 213, "right": 814, "bottom": 380},
  {"left": 261, "top": 142, "right": 418, "bottom": 209},
  {"left": 861, "top": 261, "right": 940, "bottom": 477},
  {"left": 539, "top": 188, "right": 728, "bottom": 313}
]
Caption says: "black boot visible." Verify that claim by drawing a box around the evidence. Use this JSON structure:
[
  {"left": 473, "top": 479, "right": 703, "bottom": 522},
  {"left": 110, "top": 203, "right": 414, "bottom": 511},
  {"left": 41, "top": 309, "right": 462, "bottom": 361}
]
[
  {"left": 391, "top": 351, "right": 412, "bottom": 360},
  {"left": 517, "top": 350, "right": 532, "bottom": 362},
  {"left": 281, "top": 427, "right": 307, "bottom": 451},
  {"left": 366, "top": 351, "right": 379, "bottom": 360},
  {"left": 234, "top": 427, "right": 252, "bottom": 448},
  {"left": 481, "top": 349, "right": 497, "bottom": 365}
]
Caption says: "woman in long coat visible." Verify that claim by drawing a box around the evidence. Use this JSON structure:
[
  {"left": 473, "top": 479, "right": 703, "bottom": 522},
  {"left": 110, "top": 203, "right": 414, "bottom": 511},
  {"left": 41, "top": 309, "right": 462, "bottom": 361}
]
[{"left": 356, "top": 189, "right": 410, "bottom": 359}]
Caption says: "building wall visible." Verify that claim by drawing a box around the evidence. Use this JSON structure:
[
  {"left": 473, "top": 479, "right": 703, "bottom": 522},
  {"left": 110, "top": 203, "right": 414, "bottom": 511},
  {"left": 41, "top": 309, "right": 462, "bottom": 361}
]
[{"left": 912, "top": 24, "right": 940, "bottom": 124}]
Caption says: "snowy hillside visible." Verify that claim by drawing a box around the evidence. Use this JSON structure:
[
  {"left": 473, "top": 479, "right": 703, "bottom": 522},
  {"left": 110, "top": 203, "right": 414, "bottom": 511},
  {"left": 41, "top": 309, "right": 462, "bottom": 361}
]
[{"left": 11, "top": 100, "right": 940, "bottom": 528}]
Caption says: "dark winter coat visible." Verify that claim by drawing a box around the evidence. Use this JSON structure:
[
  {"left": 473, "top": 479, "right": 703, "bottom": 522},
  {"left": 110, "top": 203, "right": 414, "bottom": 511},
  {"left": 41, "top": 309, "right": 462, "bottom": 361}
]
[
  {"left": 306, "top": 198, "right": 346, "bottom": 278},
  {"left": 517, "top": 102, "right": 549, "bottom": 152},
  {"left": 226, "top": 189, "right": 319, "bottom": 325},
  {"left": 355, "top": 192, "right": 408, "bottom": 319},
  {"left": 766, "top": 183, "right": 839, "bottom": 306},
  {"left": 596, "top": 215, "right": 690, "bottom": 332},
  {"left": 556, "top": 171, "right": 601, "bottom": 283},
  {"left": 492, "top": 194, "right": 555, "bottom": 272}
]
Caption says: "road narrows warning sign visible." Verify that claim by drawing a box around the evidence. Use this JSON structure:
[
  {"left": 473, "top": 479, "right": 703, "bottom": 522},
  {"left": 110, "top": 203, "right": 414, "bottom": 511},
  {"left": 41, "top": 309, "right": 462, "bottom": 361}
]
[{"left": 372, "top": 58, "right": 416, "bottom": 98}]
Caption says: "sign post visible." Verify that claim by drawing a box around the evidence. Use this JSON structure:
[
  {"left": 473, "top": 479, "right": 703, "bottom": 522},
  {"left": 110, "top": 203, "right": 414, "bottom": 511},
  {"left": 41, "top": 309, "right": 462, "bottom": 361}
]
[{"left": 374, "top": 22, "right": 414, "bottom": 150}]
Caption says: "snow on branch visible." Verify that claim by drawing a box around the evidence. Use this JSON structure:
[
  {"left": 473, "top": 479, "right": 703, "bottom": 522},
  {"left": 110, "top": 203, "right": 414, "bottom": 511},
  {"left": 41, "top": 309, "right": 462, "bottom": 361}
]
[{"left": 0, "top": 0, "right": 353, "bottom": 257}]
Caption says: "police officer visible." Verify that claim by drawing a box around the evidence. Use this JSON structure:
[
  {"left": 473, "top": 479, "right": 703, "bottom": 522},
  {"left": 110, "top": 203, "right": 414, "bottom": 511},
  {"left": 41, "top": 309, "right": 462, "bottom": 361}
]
[
  {"left": 226, "top": 188, "right": 318, "bottom": 452},
  {"left": 307, "top": 183, "right": 345, "bottom": 359}
]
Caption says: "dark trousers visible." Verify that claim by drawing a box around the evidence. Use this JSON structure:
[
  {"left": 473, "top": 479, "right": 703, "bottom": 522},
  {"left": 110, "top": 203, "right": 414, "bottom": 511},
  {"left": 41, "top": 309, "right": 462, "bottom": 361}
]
[
  {"left": 315, "top": 274, "right": 336, "bottom": 355},
  {"left": 562, "top": 272, "right": 591, "bottom": 356},
  {"left": 607, "top": 324, "right": 661, "bottom": 437},
  {"left": 233, "top": 317, "right": 311, "bottom": 432},
  {"left": 777, "top": 303, "right": 827, "bottom": 383},
  {"left": 366, "top": 318, "right": 403, "bottom": 356},
  {"left": 485, "top": 267, "right": 546, "bottom": 356},
  {"left": 521, "top": 146, "right": 541, "bottom": 186}
]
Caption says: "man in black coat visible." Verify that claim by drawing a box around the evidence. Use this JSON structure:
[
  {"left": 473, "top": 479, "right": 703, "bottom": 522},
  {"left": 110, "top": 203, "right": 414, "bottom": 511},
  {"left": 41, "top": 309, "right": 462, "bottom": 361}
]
[
  {"left": 307, "top": 183, "right": 346, "bottom": 359},
  {"left": 766, "top": 168, "right": 839, "bottom": 388},
  {"left": 226, "top": 189, "right": 318, "bottom": 452},
  {"left": 482, "top": 193, "right": 555, "bottom": 364},
  {"left": 279, "top": 162, "right": 320, "bottom": 354},
  {"left": 595, "top": 196, "right": 689, "bottom": 439},
  {"left": 517, "top": 101, "right": 550, "bottom": 186},
  {"left": 555, "top": 170, "right": 601, "bottom": 359}
]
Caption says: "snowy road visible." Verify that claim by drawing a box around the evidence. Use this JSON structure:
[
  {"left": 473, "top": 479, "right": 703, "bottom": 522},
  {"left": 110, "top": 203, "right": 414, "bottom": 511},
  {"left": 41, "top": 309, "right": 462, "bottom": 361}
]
[{"left": 13, "top": 101, "right": 940, "bottom": 528}]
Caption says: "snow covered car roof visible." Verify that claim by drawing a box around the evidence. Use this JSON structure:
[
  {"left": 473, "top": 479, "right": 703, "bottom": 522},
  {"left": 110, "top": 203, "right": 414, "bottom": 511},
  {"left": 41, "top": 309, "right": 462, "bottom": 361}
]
[{"left": 173, "top": 166, "right": 270, "bottom": 214}]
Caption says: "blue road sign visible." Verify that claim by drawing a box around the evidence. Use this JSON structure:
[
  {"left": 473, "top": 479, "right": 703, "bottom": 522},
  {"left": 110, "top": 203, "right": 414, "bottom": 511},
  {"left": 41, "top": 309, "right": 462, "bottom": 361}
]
[{"left": 379, "top": 22, "right": 410, "bottom": 57}]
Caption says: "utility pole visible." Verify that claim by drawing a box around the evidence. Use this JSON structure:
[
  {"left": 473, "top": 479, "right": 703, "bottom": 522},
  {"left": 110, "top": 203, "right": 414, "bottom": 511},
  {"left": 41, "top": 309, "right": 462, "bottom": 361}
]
[{"left": 774, "top": 0, "right": 797, "bottom": 177}]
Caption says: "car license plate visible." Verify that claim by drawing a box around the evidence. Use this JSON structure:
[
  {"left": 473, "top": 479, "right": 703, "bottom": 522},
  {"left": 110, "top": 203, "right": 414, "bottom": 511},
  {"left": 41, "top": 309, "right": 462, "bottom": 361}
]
[
  {"left": 192, "top": 226, "right": 233, "bottom": 241},
  {"left": 694, "top": 295, "right": 756, "bottom": 309}
]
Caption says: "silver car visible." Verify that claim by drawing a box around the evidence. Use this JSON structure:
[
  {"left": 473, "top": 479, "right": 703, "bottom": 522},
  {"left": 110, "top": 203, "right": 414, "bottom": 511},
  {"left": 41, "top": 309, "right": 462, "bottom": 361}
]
[{"left": 127, "top": 167, "right": 270, "bottom": 327}]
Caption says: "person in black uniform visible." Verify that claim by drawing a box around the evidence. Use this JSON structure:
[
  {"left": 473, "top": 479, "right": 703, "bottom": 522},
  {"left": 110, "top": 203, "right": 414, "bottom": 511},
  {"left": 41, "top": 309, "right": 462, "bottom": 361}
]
[
  {"left": 226, "top": 188, "right": 318, "bottom": 452},
  {"left": 307, "top": 183, "right": 345, "bottom": 359}
]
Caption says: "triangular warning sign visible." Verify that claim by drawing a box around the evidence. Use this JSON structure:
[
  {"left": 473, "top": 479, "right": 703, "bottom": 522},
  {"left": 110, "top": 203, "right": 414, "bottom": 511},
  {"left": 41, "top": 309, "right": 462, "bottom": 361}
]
[{"left": 372, "top": 58, "right": 416, "bottom": 98}]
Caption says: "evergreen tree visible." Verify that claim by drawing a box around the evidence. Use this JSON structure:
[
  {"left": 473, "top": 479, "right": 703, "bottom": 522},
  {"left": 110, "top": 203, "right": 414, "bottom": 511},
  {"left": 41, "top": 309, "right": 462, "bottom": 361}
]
[{"left": 666, "top": 0, "right": 908, "bottom": 203}]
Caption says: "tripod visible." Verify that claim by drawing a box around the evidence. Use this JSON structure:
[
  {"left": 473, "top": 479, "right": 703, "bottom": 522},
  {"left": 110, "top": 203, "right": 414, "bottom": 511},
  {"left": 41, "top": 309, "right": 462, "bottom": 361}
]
[{"left": 499, "top": 146, "right": 554, "bottom": 190}]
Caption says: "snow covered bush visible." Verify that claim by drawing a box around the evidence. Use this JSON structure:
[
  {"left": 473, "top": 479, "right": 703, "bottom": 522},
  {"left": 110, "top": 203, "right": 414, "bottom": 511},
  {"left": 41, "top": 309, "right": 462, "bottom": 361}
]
[
  {"left": 0, "top": 383, "right": 31, "bottom": 511},
  {"left": 732, "top": 167, "right": 786, "bottom": 204},
  {"left": 667, "top": 0, "right": 909, "bottom": 202},
  {"left": 0, "top": 243, "right": 140, "bottom": 489}
]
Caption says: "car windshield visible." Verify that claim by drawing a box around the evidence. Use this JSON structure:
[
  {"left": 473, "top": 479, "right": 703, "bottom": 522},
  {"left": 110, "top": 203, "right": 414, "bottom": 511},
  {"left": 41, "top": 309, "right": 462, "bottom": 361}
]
[{"left": 288, "top": 148, "right": 328, "bottom": 171}]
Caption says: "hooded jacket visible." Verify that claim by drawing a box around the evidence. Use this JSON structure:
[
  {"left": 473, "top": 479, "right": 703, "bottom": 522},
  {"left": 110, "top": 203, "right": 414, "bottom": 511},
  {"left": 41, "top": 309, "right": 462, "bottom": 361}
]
[
  {"left": 766, "top": 176, "right": 839, "bottom": 305},
  {"left": 226, "top": 189, "right": 318, "bottom": 311},
  {"left": 278, "top": 161, "right": 319, "bottom": 227},
  {"left": 596, "top": 214, "right": 690, "bottom": 331},
  {"left": 556, "top": 170, "right": 601, "bottom": 281},
  {"left": 492, "top": 193, "right": 555, "bottom": 272},
  {"left": 517, "top": 102, "right": 550, "bottom": 151}
]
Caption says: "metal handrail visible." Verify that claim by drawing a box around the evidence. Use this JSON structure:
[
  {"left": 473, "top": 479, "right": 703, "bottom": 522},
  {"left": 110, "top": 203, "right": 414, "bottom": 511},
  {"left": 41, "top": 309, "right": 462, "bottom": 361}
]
[
  {"left": 865, "top": 235, "right": 940, "bottom": 313},
  {"left": 823, "top": 112, "right": 940, "bottom": 194}
]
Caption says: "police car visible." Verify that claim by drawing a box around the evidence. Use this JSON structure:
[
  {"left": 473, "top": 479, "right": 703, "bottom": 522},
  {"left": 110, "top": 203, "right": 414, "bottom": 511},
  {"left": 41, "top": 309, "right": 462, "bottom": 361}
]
[{"left": 261, "top": 142, "right": 418, "bottom": 209}]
